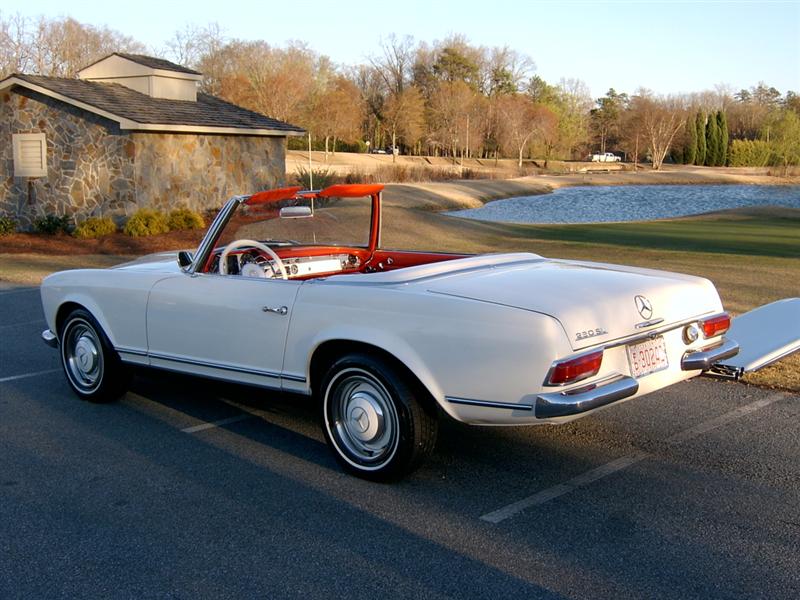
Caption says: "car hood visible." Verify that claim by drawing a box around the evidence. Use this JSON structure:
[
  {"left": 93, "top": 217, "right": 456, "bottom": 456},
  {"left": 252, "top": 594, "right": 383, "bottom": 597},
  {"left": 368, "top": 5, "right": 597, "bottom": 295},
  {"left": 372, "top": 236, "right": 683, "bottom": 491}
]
[{"left": 418, "top": 254, "right": 722, "bottom": 350}]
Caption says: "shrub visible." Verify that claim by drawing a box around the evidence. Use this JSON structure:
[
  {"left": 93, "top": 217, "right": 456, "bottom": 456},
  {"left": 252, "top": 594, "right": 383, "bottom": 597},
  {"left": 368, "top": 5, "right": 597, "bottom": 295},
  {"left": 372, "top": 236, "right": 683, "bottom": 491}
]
[
  {"left": 293, "top": 166, "right": 340, "bottom": 189},
  {"left": 33, "top": 214, "right": 72, "bottom": 235},
  {"left": 167, "top": 207, "right": 205, "bottom": 231},
  {"left": 123, "top": 208, "right": 169, "bottom": 237},
  {"left": 74, "top": 216, "right": 117, "bottom": 239},
  {"left": 0, "top": 215, "right": 17, "bottom": 236},
  {"left": 729, "top": 140, "right": 772, "bottom": 167}
]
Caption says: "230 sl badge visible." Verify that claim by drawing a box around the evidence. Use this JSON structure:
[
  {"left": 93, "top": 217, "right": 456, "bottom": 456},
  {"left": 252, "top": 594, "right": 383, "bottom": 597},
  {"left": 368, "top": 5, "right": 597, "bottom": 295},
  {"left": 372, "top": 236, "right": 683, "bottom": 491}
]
[{"left": 575, "top": 328, "right": 609, "bottom": 341}]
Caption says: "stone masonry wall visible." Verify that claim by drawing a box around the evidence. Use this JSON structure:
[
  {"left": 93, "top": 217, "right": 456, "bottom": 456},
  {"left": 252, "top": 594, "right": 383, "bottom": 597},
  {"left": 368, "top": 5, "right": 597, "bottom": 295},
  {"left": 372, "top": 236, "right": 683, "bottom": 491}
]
[
  {"left": 1, "top": 87, "right": 288, "bottom": 228},
  {"left": 0, "top": 89, "right": 134, "bottom": 228},
  {"left": 131, "top": 133, "right": 286, "bottom": 213}
]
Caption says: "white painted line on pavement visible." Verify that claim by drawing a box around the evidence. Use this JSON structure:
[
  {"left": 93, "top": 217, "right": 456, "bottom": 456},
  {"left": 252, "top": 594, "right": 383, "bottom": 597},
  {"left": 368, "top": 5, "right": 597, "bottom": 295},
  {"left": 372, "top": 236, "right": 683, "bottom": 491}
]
[
  {"left": 181, "top": 414, "right": 253, "bottom": 433},
  {"left": 0, "top": 319, "right": 45, "bottom": 330},
  {"left": 480, "top": 393, "right": 786, "bottom": 524},
  {"left": 0, "top": 368, "right": 61, "bottom": 384},
  {"left": 664, "top": 395, "right": 781, "bottom": 445},
  {"left": 0, "top": 287, "right": 38, "bottom": 296}
]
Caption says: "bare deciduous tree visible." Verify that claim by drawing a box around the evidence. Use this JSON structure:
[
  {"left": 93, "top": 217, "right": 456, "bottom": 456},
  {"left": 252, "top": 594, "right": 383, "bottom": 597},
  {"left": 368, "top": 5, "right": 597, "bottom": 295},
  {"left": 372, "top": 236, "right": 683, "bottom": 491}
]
[
  {"left": 0, "top": 13, "right": 143, "bottom": 78},
  {"left": 382, "top": 85, "right": 425, "bottom": 160},
  {"left": 627, "top": 92, "right": 686, "bottom": 170},
  {"left": 496, "top": 94, "right": 551, "bottom": 168}
]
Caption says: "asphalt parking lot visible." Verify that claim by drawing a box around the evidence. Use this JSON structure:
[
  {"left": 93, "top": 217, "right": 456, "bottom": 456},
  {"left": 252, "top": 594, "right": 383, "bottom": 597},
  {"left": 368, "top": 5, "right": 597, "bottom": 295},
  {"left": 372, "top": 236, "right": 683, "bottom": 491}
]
[{"left": 2, "top": 283, "right": 799, "bottom": 599}]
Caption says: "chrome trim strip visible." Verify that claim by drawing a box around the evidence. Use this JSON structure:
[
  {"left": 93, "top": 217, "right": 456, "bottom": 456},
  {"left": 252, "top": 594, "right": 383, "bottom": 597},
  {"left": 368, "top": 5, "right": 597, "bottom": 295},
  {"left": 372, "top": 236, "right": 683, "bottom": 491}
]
[
  {"left": 281, "top": 373, "right": 307, "bottom": 383},
  {"left": 41, "top": 329, "right": 58, "bottom": 348},
  {"left": 189, "top": 194, "right": 248, "bottom": 274},
  {"left": 148, "top": 352, "right": 282, "bottom": 379},
  {"left": 635, "top": 318, "right": 665, "bottom": 329},
  {"left": 535, "top": 376, "right": 639, "bottom": 419},
  {"left": 115, "top": 345, "right": 147, "bottom": 357},
  {"left": 446, "top": 396, "right": 533, "bottom": 411},
  {"left": 681, "top": 338, "right": 739, "bottom": 371},
  {"left": 143, "top": 361, "right": 285, "bottom": 393},
  {"left": 601, "top": 315, "right": 710, "bottom": 350}
]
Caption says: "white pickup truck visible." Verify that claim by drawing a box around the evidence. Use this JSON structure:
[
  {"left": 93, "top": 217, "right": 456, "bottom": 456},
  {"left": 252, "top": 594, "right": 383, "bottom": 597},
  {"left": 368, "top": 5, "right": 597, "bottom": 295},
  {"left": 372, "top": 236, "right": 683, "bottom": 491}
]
[{"left": 590, "top": 152, "right": 621, "bottom": 162}]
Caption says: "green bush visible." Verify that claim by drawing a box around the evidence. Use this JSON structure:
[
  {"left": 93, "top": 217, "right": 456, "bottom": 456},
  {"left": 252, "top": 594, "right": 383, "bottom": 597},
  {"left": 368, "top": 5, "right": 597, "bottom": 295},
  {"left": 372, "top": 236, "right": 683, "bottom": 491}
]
[
  {"left": 729, "top": 140, "right": 773, "bottom": 167},
  {"left": 167, "top": 208, "right": 205, "bottom": 231},
  {"left": 73, "top": 216, "right": 117, "bottom": 239},
  {"left": 0, "top": 215, "right": 17, "bottom": 236},
  {"left": 33, "top": 214, "right": 72, "bottom": 235},
  {"left": 123, "top": 208, "right": 169, "bottom": 237}
]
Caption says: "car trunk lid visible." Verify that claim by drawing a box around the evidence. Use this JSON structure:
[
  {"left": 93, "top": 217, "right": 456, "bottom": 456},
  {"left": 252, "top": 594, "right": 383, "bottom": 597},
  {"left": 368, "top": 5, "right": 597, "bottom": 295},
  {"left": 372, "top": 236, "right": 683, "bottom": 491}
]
[{"left": 423, "top": 258, "right": 722, "bottom": 350}]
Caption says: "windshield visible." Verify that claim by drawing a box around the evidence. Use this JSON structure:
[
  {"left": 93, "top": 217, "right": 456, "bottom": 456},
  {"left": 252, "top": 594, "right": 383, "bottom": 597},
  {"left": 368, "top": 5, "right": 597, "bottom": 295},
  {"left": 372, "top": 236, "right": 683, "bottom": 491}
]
[{"left": 219, "top": 195, "right": 373, "bottom": 248}]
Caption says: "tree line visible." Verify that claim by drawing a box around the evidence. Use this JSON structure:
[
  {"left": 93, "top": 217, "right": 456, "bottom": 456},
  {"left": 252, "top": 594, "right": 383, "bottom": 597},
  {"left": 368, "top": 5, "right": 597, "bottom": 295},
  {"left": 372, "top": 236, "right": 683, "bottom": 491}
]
[{"left": 2, "top": 14, "right": 799, "bottom": 170}]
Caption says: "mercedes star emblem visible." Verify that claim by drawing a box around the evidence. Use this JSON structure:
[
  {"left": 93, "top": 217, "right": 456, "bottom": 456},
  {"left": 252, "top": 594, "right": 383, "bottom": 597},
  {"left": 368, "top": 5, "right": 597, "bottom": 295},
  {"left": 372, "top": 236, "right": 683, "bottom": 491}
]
[{"left": 634, "top": 295, "right": 653, "bottom": 320}]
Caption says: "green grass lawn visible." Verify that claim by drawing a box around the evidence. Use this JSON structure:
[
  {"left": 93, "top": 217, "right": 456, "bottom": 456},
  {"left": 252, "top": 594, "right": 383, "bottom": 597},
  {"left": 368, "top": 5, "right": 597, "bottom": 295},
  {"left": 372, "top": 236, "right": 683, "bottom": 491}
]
[{"left": 499, "top": 213, "right": 800, "bottom": 258}]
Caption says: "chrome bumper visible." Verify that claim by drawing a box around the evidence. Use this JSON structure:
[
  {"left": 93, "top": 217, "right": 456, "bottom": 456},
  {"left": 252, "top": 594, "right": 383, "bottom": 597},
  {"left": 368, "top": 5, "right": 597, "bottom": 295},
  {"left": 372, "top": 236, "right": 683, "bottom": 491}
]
[
  {"left": 680, "top": 338, "right": 739, "bottom": 371},
  {"left": 535, "top": 376, "right": 639, "bottom": 419},
  {"left": 41, "top": 329, "right": 58, "bottom": 348}
]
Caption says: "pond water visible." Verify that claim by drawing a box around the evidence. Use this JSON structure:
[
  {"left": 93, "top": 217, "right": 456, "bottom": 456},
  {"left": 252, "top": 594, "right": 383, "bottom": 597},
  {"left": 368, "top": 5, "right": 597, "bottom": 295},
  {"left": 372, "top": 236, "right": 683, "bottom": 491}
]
[{"left": 447, "top": 184, "right": 800, "bottom": 224}]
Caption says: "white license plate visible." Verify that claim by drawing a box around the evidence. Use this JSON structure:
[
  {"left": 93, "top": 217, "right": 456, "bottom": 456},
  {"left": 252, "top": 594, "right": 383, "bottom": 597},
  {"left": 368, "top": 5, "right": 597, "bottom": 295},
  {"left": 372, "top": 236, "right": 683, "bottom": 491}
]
[{"left": 626, "top": 336, "right": 669, "bottom": 378}]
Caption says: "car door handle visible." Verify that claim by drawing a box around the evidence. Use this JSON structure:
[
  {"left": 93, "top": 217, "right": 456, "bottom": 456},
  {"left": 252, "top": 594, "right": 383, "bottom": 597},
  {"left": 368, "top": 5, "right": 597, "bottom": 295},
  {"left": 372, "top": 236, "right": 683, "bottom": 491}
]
[{"left": 262, "top": 305, "right": 288, "bottom": 316}]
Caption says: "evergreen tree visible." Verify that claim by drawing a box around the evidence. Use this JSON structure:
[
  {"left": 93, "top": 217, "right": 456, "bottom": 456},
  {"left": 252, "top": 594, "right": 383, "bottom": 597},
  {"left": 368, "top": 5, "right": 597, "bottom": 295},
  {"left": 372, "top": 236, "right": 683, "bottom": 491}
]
[
  {"left": 695, "top": 112, "right": 707, "bottom": 166},
  {"left": 684, "top": 117, "right": 697, "bottom": 165},
  {"left": 705, "top": 112, "right": 720, "bottom": 166},
  {"left": 717, "top": 111, "right": 729, "bottom": 166}
]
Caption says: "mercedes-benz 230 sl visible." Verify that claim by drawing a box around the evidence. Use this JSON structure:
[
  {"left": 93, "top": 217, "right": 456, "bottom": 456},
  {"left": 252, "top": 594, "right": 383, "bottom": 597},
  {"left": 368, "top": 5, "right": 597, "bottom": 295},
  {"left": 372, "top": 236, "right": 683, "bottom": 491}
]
[{"left": 40, "top": 184, "right": 800, "bottom": 479}]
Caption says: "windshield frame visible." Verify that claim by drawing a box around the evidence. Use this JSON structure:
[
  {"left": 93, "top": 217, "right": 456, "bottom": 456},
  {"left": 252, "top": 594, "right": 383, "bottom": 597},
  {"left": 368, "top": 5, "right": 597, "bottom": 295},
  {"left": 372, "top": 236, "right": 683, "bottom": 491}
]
[{"left": 189, "top": 184, "right": 383, "bottom": 275}]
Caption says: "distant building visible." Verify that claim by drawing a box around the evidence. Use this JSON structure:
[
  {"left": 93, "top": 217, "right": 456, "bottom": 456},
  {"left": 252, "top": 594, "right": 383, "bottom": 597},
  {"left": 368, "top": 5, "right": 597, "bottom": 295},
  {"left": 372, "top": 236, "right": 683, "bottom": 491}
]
[{"left": 0, "top": 53, "right": 304, "bottom": 227}]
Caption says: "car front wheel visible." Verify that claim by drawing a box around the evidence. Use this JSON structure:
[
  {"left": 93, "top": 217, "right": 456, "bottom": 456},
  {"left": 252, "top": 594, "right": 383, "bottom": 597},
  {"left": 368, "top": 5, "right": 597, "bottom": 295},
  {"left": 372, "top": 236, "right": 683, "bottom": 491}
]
[
  {"left": 320, "top": 353, "right": 438, "bottom": 481},
  {"left": 60, "top": 308, "right": 130, "bottom": 403}
]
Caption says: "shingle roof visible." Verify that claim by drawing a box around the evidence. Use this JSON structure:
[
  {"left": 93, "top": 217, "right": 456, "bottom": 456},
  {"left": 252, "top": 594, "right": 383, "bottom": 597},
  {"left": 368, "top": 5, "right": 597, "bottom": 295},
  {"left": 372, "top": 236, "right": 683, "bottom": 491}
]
[
  {"left": 5, "top": 74, "right": 305, "bottom": 134},
  {"left": 110, "top": 53, "right": 202, "bottom": 76}
]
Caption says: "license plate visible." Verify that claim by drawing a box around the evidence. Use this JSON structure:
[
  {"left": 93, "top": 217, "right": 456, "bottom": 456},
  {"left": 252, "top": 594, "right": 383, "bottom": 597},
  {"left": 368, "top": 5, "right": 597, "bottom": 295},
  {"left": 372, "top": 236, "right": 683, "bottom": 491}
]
[{"left": 626, "top": 336, "right": 669, "bottom": 378}]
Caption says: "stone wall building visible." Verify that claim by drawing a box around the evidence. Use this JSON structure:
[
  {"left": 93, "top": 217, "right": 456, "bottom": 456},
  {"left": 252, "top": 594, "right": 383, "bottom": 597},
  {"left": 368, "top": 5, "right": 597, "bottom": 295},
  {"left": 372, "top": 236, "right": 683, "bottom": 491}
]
[{"left": 0, "top": 53, "right": 304, "bottom": 228}]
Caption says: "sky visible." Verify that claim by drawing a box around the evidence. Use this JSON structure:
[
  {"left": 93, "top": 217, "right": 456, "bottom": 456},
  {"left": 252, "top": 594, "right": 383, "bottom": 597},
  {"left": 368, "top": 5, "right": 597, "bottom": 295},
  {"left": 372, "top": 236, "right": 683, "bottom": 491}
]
[{"left": 4, "top": 0, "right": 799, "bottom": 97}]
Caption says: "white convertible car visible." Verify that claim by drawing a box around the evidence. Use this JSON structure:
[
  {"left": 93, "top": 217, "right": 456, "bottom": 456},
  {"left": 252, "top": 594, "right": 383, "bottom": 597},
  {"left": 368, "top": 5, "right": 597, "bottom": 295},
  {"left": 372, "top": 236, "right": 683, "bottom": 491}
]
[{"left": 40, "top": 184, "right": 800, "bottom": 480}]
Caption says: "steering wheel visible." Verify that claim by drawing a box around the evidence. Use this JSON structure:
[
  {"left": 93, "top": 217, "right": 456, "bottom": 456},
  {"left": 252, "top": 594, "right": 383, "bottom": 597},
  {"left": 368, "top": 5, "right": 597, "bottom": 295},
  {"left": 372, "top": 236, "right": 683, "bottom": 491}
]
[{"left": 219, "top": 239, "right": 288, "bottom": 280}]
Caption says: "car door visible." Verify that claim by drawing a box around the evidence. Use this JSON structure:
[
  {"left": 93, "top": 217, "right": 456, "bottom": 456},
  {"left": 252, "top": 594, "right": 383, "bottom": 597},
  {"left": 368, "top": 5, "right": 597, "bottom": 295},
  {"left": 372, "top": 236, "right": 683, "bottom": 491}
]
[{"left": 146, "top": 272, "right": 301, "bottom": 389}]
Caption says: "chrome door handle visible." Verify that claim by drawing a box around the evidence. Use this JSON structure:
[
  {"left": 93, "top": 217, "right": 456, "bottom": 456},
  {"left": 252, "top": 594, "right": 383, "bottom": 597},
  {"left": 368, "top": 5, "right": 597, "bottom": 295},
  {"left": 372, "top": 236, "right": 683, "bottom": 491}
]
[{"left": 262, "top": 305, "right": 288, "bottom": 316}]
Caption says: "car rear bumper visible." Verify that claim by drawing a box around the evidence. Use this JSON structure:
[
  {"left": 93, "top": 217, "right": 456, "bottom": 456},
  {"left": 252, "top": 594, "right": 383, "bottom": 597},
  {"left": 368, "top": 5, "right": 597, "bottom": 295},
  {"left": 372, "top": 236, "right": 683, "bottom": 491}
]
[
  {"left": 680, "top": 338, "right": 739, "bottom": 371},
  {"left": 42, "top": 329, "right": 58, "bottom": 348},
  {"left": 535, "top": 376, "right": 640, "bottom": 419}
]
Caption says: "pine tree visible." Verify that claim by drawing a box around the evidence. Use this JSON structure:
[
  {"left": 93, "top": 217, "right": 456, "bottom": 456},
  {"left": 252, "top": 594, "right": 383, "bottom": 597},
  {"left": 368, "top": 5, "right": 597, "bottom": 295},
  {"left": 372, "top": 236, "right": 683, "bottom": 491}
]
[
  {"left": 695, "top": 112, "right": 707, "bottom": 166},
  {"left": 684, "top": 117, "right": 697, "bottom": 165},
  {"left": 705, "top": 112, "right": 719, "bottom": 166},
  {"left": 717, "top": 111, "right": 729, "bottom": 166}
]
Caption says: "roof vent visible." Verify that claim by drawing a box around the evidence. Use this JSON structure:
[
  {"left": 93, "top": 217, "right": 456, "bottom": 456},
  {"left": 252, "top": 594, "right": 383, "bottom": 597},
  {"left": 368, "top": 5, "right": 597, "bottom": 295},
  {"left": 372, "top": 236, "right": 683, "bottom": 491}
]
[{"left": 77, "top": 53, "right": 202, "bottom": 102}]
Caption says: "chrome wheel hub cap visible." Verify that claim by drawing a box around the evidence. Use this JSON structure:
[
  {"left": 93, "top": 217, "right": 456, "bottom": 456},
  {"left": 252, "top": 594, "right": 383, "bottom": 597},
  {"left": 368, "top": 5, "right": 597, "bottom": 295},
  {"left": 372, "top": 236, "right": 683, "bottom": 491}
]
[
  {"left": 64, "top": 322, "right": 103, "bottom": 391},
  {"left": 74, "top": 336, "right": 98, "bottom": 375},
  {"left": 328, "top": 370, "right": 398, "bottom": 466},
  {"left": 345, "top": 393, "right": 384, "bottom": 443}
]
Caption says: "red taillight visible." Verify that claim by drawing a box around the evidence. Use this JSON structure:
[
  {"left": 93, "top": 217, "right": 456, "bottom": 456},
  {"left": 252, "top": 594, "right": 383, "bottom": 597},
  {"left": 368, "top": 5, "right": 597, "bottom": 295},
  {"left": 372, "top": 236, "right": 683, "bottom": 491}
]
[
  {"left": 700, "top": 313, "right": 731, "bottom": 338},
  {"left": 547, "top": 350, "right": 604, "bottom": 385}
]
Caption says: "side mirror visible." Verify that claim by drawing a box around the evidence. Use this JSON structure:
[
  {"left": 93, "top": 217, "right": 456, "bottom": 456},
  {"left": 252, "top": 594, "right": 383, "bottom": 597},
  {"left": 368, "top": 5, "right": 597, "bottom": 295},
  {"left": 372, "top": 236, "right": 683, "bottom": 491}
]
[
  {"left": 177, "top": 250, "right": 194, "bottom": 268},
  {"left": 279, "top": 206, "right": 313, "bottom": 218}
]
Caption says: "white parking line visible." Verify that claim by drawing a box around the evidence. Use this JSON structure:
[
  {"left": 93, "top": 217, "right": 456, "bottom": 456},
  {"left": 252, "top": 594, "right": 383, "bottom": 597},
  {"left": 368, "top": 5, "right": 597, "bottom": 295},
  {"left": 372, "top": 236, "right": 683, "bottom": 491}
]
[
  {"left": 0, "top": 368, "right": 61, "bottom": 384},
  {"left": 0, "top": 287, "right": 38, "bottom": 296},
  {"left": 480, "top": 393, "right": 786, "bottom": 524},
  {"left": 181, "top": 414, "right": 253, "bottom": 433},
  {"left": 0, "top": 319, "right": 45, "bottom": 330}
]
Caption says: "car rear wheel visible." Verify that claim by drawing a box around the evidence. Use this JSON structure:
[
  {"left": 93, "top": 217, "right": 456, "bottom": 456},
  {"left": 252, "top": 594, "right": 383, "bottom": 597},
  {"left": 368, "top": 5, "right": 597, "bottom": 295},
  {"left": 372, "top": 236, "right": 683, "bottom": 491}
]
[
  {"left": 60, "top": 308, "right": 130, "bottom": 403},
  {"left": 320, "top": 353, "right": 438, "bottom": 481}
]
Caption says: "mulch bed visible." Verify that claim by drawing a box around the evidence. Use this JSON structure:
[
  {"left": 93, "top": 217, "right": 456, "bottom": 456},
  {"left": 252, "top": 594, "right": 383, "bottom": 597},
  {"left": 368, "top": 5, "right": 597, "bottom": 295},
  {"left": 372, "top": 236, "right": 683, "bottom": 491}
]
[{"left": 0, "top": 230, "right": 205, "bottom": 255}]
